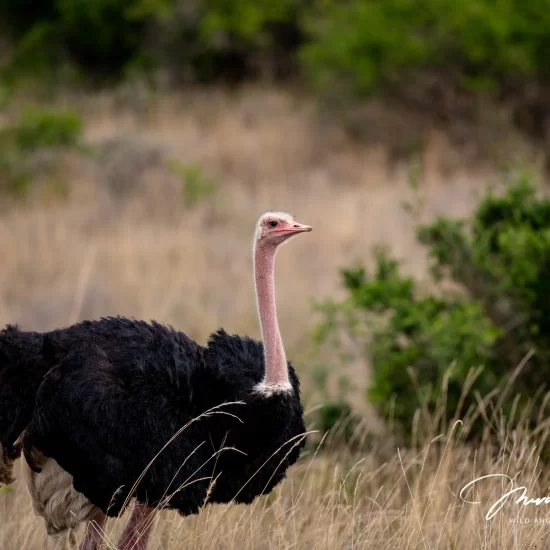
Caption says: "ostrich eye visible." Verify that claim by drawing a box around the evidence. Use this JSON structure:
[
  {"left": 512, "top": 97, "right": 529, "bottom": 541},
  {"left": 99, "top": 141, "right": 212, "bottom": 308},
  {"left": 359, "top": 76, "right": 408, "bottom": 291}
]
[{"left": 268, "top": 220, "right": 279, "bottom": 228}]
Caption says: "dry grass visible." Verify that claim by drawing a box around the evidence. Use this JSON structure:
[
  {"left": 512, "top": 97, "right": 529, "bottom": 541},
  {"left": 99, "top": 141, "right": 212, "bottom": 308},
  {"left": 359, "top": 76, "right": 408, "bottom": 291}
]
[
  {"left": 1, "top": 87, "right": 549, "bottom": 549},
  {"left": 5, "top": 391, "right": 550, "bottom": 550}
]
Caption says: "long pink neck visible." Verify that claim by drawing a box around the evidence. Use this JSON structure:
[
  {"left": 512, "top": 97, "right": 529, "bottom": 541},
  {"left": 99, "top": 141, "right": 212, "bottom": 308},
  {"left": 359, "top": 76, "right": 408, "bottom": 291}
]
[{"left": 254, "top": 241, "right": 288, "bottom": 388}]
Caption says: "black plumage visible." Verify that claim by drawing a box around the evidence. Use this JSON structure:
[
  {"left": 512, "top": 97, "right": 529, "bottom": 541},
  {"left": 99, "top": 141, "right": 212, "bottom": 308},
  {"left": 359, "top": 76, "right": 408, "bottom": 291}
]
[
  {"left": 0, "top": 325, "right": 46, "bottom": 481},
  {"left": 20, "top": 316, "right": 306, "bottom": 517}
]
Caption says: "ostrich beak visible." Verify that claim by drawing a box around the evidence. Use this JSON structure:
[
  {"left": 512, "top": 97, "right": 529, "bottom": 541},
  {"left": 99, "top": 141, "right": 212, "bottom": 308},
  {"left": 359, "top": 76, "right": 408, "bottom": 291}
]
[{"left": 287, "top": 222, "right": 313, "bottom": 234}]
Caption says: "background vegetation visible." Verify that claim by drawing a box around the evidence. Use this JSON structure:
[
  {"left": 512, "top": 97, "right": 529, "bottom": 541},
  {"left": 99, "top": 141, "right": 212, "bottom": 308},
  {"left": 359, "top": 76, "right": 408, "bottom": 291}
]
[
  {"left": 2, "top": 0, "right": 550, "bottom": 139},
  {"left": 2, "top": 0, "right": 550, "bottom": 548},
  {"left": 315, "top": 175, "right": 550, "bottom": 442}
]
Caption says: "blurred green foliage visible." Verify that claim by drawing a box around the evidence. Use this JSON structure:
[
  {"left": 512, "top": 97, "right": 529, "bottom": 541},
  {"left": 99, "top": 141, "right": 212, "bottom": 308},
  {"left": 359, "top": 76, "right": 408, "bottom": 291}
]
[
  {"left": 315, "top": 176, "right": 550, "bottom": 438},
  {"left": 0, "top": 106, "right": 83, "bottom": 196},
  {"left": 1, "top": 0, "right": 172, "bottom": 77},
  {"left": 10, "top": 107, "right": 82, "bottom": 151},
  {"left": 167, "top": 161, "right": 219, "bottom": 207},
  {"left": 0, "top": 0, "right": 302, "bottom": 82},
  {"left": 302, "top": 0, "right": 550, "bottom": 97},
  {"left": 2, "top": 0, "right": 550, "bottom": 100},
  {"left": 309, "top": 361, "right": 359, "bottom": 441}
]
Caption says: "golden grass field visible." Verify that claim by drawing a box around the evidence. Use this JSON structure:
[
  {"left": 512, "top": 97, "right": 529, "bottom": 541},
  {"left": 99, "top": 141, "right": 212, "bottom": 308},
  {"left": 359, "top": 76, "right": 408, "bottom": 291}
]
[{"left": 1, "top": 87, "right": 549, "bottom": 549}]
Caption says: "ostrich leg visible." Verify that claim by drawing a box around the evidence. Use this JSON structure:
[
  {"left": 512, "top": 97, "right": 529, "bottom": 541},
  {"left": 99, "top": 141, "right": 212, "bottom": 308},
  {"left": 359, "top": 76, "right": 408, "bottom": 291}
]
[
  {"left": 118, "top": 503, "right": 156, "bottom": 550},
  {"left": 79, "top": 510, "right": 107, "bottom": 550}
]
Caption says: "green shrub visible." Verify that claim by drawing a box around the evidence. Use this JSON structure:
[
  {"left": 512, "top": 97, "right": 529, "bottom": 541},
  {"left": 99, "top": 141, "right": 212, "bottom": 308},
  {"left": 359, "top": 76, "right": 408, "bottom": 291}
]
[
  {"left": 12, "top": 107, "right": 82, "bottom": 151},
  {"left": 419, "top": 175, "right": 550, "bottom": 386},
  {"left": 1, "top": 0, "right": 172, "bottom": 77},
  {"left": 167, "top": 161, "right": 218, "bottom": 207},
  {"left": 149, "top": 0, "right": 303, "bottom": 83},
  {"left": 0, "top": 0, "right": 303, "bottom": 83},
  {"left": 309, "top": 362, "right": 359, "bottom": 441},
  {"left": 301, "top": 0, "right": 550, "bottom": 98},
  {"left": 0, "top": 106, "right": 83, "bottom": 196},
  {"left": 3, "top": 0, "right": 550, "bottom": 103},
  {"left": 315, "top": 175, "right": 550, "bottom": 439},
  {"left": 198, "top": 0, "right": 299, "bottom": 46}
]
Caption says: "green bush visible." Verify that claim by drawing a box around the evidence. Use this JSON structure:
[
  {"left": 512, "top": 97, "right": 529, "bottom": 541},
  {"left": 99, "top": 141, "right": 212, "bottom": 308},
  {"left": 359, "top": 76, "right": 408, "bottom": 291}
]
[
  {"left": 196, "top": 0, "right": 300, "bottom": 53},
  {"left": 0, "top": 106, "right": 83, "bottom": 196},
  {"left": 11, "top": 107, "right": 82, "bottom": 151},
  {"left": 315, "top": 176, "right": 550, "bottom": 439},
  {"left": 142, "top": 0, "right": 304, "bottom": 83},
  {"left": 3, "top": 0, "right": 550, "bottom": 101},
  {"left": 1, "top": 0, "right": 172, "bottom": 77},
  {"left": 167, "top": 161, "right": 218, "bottom": 207},
  {"left": 309, "top": 362, "right": 359, "bottom": 442},
  {"left": 420, "top": 175, "right": 550, "bottom": 386},
  {"left": 0, "top": 0, "right": 303, "bottom": 83},
  {"left": 4, "top": 0, "right": 550, "bottom": 148},
  {"left": 301, "top": 0, "right": 550, "bottom": 98}
]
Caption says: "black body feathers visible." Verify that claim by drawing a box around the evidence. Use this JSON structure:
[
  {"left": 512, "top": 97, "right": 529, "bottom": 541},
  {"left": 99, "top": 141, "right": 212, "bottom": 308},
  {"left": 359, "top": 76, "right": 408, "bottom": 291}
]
[
  {"left": 14, "top": 317, "right": 305, "bottom": 517},
  {"left": 0, "top": 325, "right": 48, "bottom": 462}
]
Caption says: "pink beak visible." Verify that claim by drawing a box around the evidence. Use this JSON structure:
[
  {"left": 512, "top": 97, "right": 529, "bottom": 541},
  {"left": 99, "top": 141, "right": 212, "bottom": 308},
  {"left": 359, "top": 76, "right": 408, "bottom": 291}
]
[{"left": 287, "top": 222, "right": 313, "bottom": 234}]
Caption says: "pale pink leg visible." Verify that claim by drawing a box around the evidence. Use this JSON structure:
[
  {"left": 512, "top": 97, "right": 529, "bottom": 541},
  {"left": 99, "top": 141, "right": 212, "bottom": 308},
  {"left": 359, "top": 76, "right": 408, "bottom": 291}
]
[
  {"left": 118, "top": 503, "right": 156, "bottom": 550},
  {"left": 79, "top": 510, "right": 107, "bottom": 550}
]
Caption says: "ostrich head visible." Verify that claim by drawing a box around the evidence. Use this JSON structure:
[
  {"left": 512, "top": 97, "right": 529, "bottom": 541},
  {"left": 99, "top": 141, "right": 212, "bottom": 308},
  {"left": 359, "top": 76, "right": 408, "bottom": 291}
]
[{"left": 254, "top": 211, "right": 312, "bottom": 248}]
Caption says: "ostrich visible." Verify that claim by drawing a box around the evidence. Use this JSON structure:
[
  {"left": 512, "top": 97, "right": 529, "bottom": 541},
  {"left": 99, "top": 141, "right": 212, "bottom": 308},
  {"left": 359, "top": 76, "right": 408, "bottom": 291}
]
[{"left": 16, "top": 211, "right": 312, "bottom": 550}]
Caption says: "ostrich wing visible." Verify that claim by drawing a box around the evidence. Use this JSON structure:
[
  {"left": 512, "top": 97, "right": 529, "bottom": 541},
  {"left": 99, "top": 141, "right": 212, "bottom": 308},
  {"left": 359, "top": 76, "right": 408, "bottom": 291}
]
[{"left": 22, "top": 343, "right": 228, "bottom": 518}]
